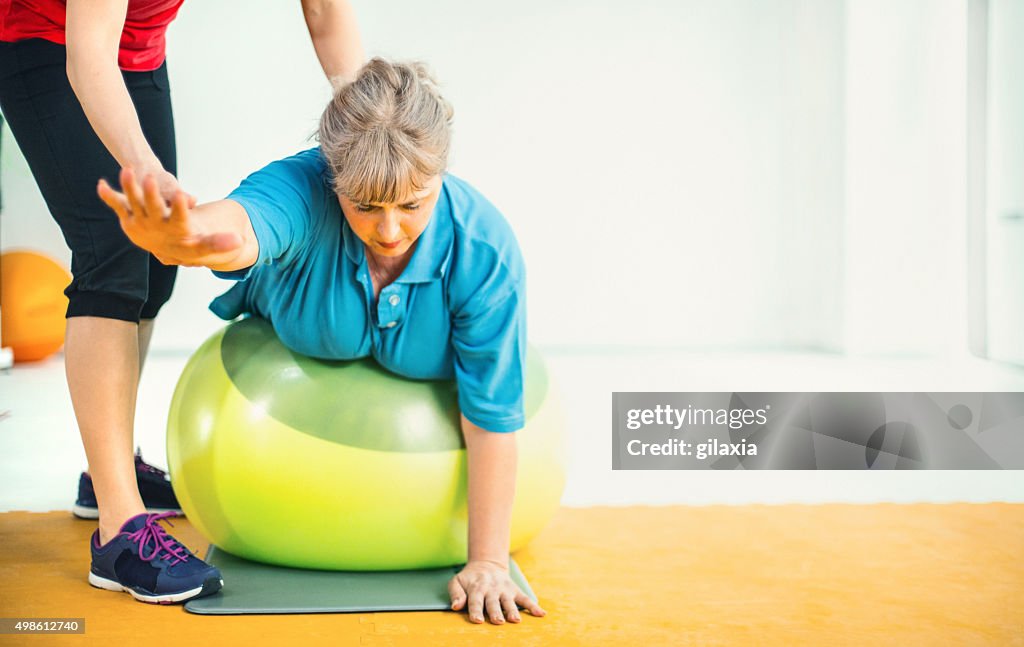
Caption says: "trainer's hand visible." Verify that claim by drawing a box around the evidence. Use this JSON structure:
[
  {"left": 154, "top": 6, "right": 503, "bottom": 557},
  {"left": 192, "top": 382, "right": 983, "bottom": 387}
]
[
  {"left": 97, "top": 168, "right": 242, "bottom": 267},
  {"left": 448, "top": 559, "right": 546, "bottom": 625}
]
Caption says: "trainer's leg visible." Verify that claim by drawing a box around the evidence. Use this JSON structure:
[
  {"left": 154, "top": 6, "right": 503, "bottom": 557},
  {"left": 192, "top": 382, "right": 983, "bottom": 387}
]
[
  {"left": 138, "top": 319, "right": 156, "bottom": 373},
  {"left": 0, "top": 40, "right": 152, "bottom": 543},
  {"left": 65, "top": 317, "right": 146, "bottom": 543}
]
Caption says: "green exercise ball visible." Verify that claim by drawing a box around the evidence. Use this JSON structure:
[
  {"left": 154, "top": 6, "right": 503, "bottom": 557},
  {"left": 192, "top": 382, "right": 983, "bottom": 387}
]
[{"left": 167, "top": 317, "right": 566, "bottom": 571}]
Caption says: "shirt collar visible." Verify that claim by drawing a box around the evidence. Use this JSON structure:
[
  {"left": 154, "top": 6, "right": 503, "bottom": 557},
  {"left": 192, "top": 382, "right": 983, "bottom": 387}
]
[{"left": 341, "top": 178, "right": 454, "bottom": 283}]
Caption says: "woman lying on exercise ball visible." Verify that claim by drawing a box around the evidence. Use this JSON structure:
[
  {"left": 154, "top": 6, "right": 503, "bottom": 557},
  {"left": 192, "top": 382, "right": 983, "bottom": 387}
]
[{"left": 97, "top": 57, "right": 542, "bottom": 626}]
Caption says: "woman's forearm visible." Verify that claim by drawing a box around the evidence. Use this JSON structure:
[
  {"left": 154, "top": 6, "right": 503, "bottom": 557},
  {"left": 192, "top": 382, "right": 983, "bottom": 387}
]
[
  {"left": 301, "top": 0, "right": 365, "bottom": 90},
  {"left": 191, "top": 200, "right": 260, "bottom": 271},
  {"left": 65, "top": 0, "right": 163, "bottom": 172},
  {"left": 461, "top": 414, "right": 518, "bottom": 566}
]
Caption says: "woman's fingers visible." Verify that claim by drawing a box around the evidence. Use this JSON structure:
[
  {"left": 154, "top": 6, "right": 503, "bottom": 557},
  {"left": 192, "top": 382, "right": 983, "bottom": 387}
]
[
  {"left": 449, "top": 567, "right": 546, "bottom": 626},
  {"left": 501, "top": 593, "right": 521, "bottom": 623},
  {"left": 448, "top": 578, "right": 467, "bottom": 611},
  {"left": 143, "top": 174, "right": 168, "bottom": 220},
  {"left": 107, "top": 168, "right": 188, "bottom": 223},
  {"left": 120, "top": 167, "right": 149, "bottom": 219},
  {"left": 515, "top": 591, "right": 546, "bottom": 617},
  {"left": 97, "top": 179, "right": 131, "bottom": 221},
  {"left": 168, "top": 190, "right": 192, "bottom": 227},
  {"left": 484, "top": 592, "right": 505, "bottom": 624},
  {"left": 466, "top": 590, "right": 486, "bottom": 624},
  {"left": 477, "top": 593, "right": 501, "bottom": 622}
]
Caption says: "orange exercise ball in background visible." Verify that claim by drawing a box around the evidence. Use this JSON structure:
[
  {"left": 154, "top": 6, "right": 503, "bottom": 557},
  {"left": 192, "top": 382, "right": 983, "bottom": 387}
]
[{"left": 0, "top": 250, "right": 71, "bottom": 362}]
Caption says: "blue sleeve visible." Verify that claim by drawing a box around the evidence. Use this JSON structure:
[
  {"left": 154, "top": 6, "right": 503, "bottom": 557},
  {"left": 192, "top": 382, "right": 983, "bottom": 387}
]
[
  {"left": 211, "top": 148, "right": 325, "bottom": 280},
  {"left": 451, "top": 263, "right": 527, "bottom": 433}
]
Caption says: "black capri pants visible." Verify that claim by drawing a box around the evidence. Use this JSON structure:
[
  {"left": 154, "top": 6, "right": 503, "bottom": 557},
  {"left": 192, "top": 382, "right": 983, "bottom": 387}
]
[{"left": 0, "top": 38, "right": 177, "bottom": 322}]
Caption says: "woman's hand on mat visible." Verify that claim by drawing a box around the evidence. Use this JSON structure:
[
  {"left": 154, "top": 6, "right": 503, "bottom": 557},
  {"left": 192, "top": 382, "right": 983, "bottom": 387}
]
[
  {"left": 98, "top": 167, "right": 242, "bottom": 267},
  {"left": 449, "top": 559, "right": 546, "bottom": 624}
]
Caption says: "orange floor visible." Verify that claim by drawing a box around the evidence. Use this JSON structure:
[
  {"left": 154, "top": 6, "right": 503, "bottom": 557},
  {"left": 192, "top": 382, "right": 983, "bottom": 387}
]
[{"left": 1, "top": 504, "right": 1022, "bottom": 646}]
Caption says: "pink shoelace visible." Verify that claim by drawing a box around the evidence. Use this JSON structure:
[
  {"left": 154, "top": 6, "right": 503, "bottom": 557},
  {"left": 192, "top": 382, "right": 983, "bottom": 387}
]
[
  {"left": 134, "top": 447, "right": 169, "bottom": 479},
  {"left": 127, "top": 512, "right": 190, "bottom": 566}
]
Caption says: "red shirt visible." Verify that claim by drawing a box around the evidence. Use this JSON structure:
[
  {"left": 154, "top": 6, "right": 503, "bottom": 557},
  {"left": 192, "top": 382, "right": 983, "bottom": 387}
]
[{"left": 0, "top": 0, "right": 184, "bottom": 71}]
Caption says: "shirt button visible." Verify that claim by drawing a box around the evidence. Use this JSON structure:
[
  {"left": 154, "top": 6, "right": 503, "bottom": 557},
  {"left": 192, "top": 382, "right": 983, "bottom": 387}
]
[
  {"left": 386, "top": 321, "right": 397, "bottom": 328},
  {"left": 388, "top": 294, "right": 400, "bottom": 306}
]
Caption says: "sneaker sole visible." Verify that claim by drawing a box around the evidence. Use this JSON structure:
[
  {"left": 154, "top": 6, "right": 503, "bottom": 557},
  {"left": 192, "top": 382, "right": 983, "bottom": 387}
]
[
  {"left": 88, "top": 571, "right": 223, "bottom": 604},
  {"left": 72, "top": 505, "right": 183, "bottom": 520}
]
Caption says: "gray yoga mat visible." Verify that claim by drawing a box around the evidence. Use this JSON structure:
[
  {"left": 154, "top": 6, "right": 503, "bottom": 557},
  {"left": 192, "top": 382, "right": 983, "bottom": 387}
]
[{"left": 184, "top": 545, "right": 536, "bottom": 615}]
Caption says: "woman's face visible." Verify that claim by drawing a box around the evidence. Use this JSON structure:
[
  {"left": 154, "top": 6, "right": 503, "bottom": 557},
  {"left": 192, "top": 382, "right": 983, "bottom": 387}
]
[{"left": 338, "top": 175, "right": 443, "bottom": 259}]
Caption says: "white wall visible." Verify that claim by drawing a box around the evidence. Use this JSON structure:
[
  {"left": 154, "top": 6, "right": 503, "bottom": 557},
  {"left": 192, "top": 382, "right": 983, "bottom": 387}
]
[
  {"left": 1, "top": 0, "right": 975, "bottom": 357},
  {"left": 985, "top": 0, "right": 1024, "bottom": 365},
  {"left": 843, "top": 0, "right": 969, "bottom": 358}
]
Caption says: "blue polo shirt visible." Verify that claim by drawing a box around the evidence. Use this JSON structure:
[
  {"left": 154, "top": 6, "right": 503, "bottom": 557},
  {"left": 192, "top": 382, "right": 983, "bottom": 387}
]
[{"left": 208, "top": 147, "right": 527, "bottom": 433}]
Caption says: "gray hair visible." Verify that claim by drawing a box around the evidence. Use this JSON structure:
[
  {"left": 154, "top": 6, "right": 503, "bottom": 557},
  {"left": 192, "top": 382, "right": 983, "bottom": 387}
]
[{"left": 317, "top": 58, "right": 454, "bottom": 204}]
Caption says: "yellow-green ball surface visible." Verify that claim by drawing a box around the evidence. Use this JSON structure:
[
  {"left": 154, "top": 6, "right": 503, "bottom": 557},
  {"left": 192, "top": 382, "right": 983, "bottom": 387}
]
[{"left": 167, "top": 317, "right": 566, "bottom": 571}]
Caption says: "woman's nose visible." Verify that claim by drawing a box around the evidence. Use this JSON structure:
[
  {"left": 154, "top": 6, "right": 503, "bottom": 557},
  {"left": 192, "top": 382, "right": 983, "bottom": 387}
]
[{"left": 379, "top": 211, "right": 401, "bottom": 239}]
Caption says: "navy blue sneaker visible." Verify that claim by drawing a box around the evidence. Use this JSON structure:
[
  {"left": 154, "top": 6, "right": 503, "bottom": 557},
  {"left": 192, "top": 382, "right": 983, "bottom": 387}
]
[
  {"left": 74, "top": 447, "right": 182, "bottom": 519},
  {"left": 89, "top": 512, "right": 223, "bottom": 604}
]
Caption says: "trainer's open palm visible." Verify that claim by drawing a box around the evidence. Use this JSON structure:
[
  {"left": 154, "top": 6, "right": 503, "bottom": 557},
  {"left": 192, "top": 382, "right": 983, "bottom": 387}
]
[{"left": 97, "top": 168, "right": 243, "bottom": 267}]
